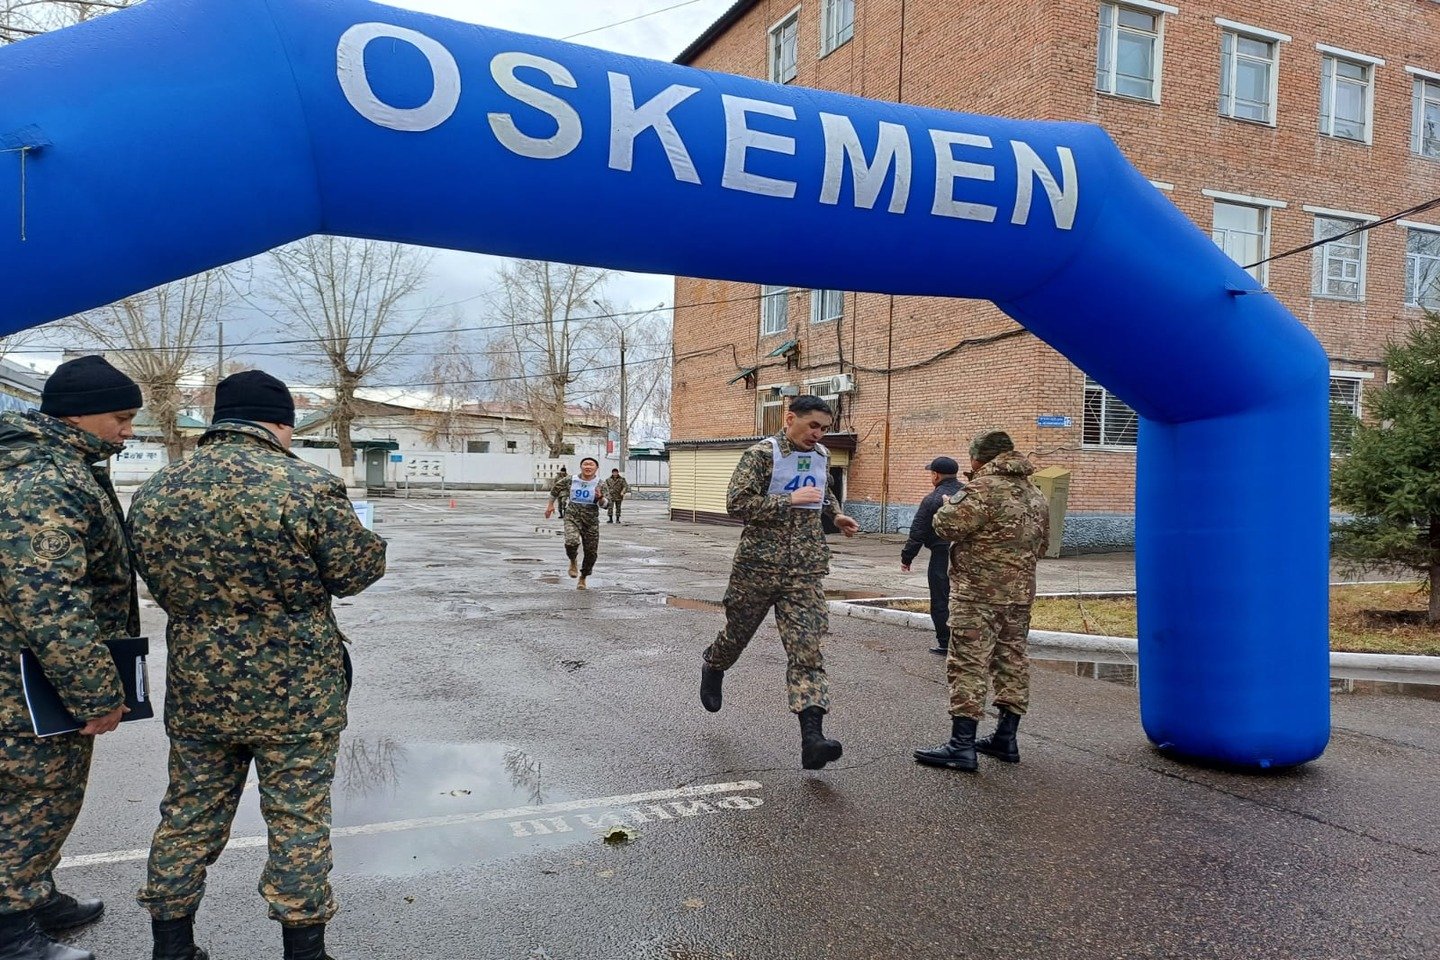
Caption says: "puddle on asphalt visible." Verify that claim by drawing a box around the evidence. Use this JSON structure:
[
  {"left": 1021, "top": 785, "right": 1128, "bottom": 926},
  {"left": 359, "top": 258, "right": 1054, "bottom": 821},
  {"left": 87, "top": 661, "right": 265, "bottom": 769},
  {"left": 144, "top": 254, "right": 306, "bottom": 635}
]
[
  {"left": 227, "top": 741, "right": 585, "bottom": 876},
  {"left": 665, "top": 596, "right": 725, "bottom": 613},
  {"left": 505, "top": 557, "right": 546, "bottom": 563},
  {"left": 1033, "top": 653, "right": 1440, "bottom": 701}
]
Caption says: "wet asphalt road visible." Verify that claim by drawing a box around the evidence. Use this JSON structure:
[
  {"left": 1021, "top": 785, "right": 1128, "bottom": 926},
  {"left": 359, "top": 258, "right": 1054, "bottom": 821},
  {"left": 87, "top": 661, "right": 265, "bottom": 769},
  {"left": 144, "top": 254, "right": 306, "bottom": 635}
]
[{"left": 57, "top": 495, "right": 1439, "bottom": 960}]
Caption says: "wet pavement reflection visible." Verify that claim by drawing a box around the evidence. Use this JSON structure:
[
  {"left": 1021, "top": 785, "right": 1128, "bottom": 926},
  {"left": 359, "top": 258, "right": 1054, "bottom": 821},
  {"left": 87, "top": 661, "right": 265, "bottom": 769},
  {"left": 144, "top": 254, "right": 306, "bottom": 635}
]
[{"left": 1033, "top": 654, "right": 1440, "bottom": 701}]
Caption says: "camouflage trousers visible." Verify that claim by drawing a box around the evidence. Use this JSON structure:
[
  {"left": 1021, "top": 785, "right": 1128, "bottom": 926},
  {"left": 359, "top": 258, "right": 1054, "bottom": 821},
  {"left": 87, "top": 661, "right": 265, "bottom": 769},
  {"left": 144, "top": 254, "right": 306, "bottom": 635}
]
[
  {"left": 947, "top": 601, "right": 1032, "bottom": 720},
  {"left": 137, "top": 734, "right": 340, "bottom": 926},
  {"left": 605, "top": 499, "right": 624, "bottom": 522},
  {"left": 563, "top": 506, "right": 601, "bottom": 576},
  {"left": 705, "top": 573, "right": 829, "bottom": 713},
  {"left": 0, "top": 734, "right": 92, "bottom": 913}
]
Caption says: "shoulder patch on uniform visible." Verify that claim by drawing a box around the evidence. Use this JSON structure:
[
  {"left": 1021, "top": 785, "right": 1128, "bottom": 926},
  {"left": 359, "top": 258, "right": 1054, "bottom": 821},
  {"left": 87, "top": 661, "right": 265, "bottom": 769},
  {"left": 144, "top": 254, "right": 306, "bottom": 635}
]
[{"left": 30, "top": 527, "right": 76, "bottom": 562}]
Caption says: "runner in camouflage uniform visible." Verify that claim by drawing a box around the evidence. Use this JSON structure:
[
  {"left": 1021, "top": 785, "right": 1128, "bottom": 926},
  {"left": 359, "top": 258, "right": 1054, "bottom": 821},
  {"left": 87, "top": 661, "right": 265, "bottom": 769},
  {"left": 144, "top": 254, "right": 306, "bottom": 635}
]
[
  {"left": 544, "top": 458, "right": 606, "bottom": 590},
  {"left": 0, "top": 356, "right": 143, "bottom": 960},
  {"left": 602, "top": 469, "right": 631, "bottom": 524},
  {"left": 700, "top": 396, "right": 860, "bottom": 770},
  {"left": 915, "top": 431, "right": 1049, "bottom": 773},
  {"left": 129, "top": 372, "right": 386, "bottom": 960}
]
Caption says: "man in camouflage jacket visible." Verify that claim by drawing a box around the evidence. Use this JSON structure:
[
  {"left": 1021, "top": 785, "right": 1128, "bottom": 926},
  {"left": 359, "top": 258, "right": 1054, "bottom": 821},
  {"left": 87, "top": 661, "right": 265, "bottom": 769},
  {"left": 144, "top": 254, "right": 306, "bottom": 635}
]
[
  {"left": 129, "top": 372, "right": 386, "bottom": 960},
  {"left": 0, "top": 356, "right": 143, "bottom": 960},
  {"left": 915, "top": 431, "right": 1049, "bottom": 773},
  {"left": 602, "top": 469, "right": 631, "bottom": 524},
  {"left": 699, "top": 396, "right": 859, "bottom": 770},
  {"left": 544, "top": 458, "right": 606, "bottom": 589}
]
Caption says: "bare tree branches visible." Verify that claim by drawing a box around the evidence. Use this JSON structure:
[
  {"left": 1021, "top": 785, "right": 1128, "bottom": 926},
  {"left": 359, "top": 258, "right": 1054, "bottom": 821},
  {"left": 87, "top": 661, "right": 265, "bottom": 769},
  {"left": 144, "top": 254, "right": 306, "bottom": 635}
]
[
  {"left": 63, "top": 270, "right": 228, "bottom": 458},
  {"left": 484, "top": 260, "right": 613, "bottom": 458},
  {"left": 0, "top": 0, "right": 139, "bottom": 44},
  {"left": 264, "top": 236, "right": 433, "bottom": 483}
]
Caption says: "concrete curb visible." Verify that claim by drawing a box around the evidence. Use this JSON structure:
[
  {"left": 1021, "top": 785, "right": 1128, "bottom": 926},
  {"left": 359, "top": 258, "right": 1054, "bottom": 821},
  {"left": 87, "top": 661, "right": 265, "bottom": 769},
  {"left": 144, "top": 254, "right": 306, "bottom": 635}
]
[{"left": 829, "top": 599, "right": 1440, "bottom": 676}]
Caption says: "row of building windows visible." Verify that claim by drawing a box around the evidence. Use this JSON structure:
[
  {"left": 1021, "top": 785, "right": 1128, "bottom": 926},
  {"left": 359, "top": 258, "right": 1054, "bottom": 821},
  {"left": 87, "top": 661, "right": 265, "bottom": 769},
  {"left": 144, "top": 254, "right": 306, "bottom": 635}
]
[
  {"left": 755, "top": 372, "right": 1365, "bottom": 451},
  {"left": 1208, "top": 197, "right": 1440, "bottom": 306},
  {"left": 768, "top": 0, "right": 855, "bottom": 83},
  {"left": 754, "top": 210, "right": 1440, "bottom": 340},
  {"left": 1096, "top": 1, "right": 1437, "bottom": 154},
  {"left": 766, "top": 1, "right": 1439, "bottom": 159}
]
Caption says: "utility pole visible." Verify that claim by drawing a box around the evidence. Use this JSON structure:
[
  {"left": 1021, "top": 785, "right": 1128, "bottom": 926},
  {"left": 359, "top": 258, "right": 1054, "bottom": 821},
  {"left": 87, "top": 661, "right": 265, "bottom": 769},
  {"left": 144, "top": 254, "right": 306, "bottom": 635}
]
[
  {"left": 213, "top": 318, "right": 224, "bottom": 421},
  {"left": 618, "top": 327, "right": 628, "bottom": 476}
]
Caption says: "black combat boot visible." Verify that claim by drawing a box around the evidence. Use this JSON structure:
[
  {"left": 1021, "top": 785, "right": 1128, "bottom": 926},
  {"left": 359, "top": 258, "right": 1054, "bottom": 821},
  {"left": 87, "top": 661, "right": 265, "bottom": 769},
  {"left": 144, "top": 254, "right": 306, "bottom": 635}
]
[
  {"left": 31, "top": 891, "right": 102, "bottom": 935},
  {"left": 152, "top": 915, "right": 207, "bottom": 960},
  {"left": 699, "top": 660, "right": 724, "bottom": 712},
  {"left": 914, "top": 716, "right": 978, "bottom": 772},
  {"left": 798, "top": 706, "right": 843, "bottom": 770},
  {"left": 975, "top": 709, "right": 1022, "bottom": 763},
  {"left": 281, "top": 923, "right": 333, "bottom": 960},
  {"left": 0, "top": 909, "right": 94, "bottom": 960}
]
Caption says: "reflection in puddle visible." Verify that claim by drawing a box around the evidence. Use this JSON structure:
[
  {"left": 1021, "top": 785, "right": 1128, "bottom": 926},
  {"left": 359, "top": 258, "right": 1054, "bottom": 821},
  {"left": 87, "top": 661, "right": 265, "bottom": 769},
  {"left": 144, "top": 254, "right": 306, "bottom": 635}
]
[
  {"left": 1033, "top": 655, "right": 1440, "bottom": 701},
  {"left": 231, "top": 741, "right": 576, "bottom": 876},
  {"left": 666, "top": 596, "right": 725, "bottom": 613}
]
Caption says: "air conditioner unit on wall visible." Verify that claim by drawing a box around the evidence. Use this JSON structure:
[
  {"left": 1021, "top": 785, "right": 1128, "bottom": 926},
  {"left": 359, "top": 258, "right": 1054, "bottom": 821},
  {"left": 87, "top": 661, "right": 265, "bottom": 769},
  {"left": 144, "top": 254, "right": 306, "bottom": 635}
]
[{"left": 830, "top": 373, "right": 856, "bottom": 394}]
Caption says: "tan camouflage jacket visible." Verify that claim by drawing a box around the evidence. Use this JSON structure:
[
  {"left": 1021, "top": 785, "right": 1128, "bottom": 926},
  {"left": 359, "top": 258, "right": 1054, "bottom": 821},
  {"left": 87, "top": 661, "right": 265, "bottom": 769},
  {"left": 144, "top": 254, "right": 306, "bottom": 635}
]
[
  {"left": 932, "top": 451, "right": 1050, "bottom": 604},
  {"left": 601, "top": 476, "right": 631, "bottom": 501},
  {"left": 128, "top": 422, "right": 386, "bottom": 742},
  {"left": 549, "top": 473, "right": 606, "bottom": 508},
  {"left": 727, "top": 434, "right": 840, "bottom": 578},
  {"left": 0, "top": 411, "right": 135, "bottom": 735}
]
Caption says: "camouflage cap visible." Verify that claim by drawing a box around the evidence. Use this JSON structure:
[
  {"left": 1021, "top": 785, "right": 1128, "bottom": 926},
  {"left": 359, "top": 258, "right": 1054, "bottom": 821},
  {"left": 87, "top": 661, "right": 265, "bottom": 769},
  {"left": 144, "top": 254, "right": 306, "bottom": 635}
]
[{"left": 969, "top": 430, "right": 1014, "bottom": 465}]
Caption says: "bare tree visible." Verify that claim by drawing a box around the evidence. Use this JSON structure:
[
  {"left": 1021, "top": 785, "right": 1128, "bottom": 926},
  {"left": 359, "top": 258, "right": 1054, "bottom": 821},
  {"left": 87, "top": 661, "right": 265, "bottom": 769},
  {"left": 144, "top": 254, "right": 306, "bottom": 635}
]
[
  {"left": 264, "top": 236, "right": 432, "bottom": 485},
  {"left": 63, "top": 270, "right": 228, "bottom": 459},
  {"left": 485, "top": 260, "right": 613, "bottom": 458},
  {"left": 0, "top": 0, "right": 139, "bottom": 44},
  {"left": 592, "top": 306, "right": 672, "bottom": 467},
  {"left": 417, "top": 324, "right": 479, "bottom": 450}
]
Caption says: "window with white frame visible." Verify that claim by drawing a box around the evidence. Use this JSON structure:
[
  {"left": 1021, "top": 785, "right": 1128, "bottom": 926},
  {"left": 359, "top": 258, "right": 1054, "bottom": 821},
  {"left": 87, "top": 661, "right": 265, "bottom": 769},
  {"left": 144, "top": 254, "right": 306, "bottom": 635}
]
[
  {"left": 803, "top": 377, "right": 841, "bottom": 420},
  {"left": 1083, "top": 376, "right": 1139, "bottom": 449},
  {"left": 1329, "top": 374, "right": 1365, "bottom": 454},
  {"left": 1319, "top": 52, "right": 1375, "bottom": 142},
  {"left": 1414, "top": 75, "right": 1440, "bottom": 158},
  {"left": 769, "top": 11, "right": 799, "bottom": 83},
  {"left": 1220, "top": 29, "right": 1279, "bottom": 123},
  {"left": 1311, "top": 216, "right": 1367, "bottom": 301},
  {"left": 1405, "top": 226, "right": 1440, "bottom": 309},
  {"left": 759, "top": 393, "right": 786, "bottom": 435},
  {"left": 1211, "top": 201, "right": 1269, "bottom": 283},
  {"left": 1096, "top": 2, "right": 1168, "bottom": 102},
  {"left": 811, "top": 289, "right": 844, "bottom": 324},
  {"left": 760, "top": 285, "right": 790, "bottom": 336},
  {"left": 820, "top": 0, "right": 854, "bottom": 56}
]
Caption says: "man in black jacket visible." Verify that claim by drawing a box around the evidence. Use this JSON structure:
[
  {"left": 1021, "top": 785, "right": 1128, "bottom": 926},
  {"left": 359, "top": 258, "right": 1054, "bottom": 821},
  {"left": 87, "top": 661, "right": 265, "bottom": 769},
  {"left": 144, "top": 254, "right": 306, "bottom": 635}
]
[{"left": 901, "top": 457, "right": 964, "bottom": 655}]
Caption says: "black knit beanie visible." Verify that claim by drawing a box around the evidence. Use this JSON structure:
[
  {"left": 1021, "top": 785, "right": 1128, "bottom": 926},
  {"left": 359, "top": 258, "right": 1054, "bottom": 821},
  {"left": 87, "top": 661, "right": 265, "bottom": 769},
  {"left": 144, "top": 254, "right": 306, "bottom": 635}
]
[
  {"left": 214, "top": 370, "right": 295, "bottom": 427},
  {"left": 40, "top": 356, "right": 143, "bottom": 417}
]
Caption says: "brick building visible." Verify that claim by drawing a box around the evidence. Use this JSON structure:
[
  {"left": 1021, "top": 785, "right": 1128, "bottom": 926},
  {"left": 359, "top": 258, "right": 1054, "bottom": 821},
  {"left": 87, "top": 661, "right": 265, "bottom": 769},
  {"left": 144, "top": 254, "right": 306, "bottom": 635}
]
[{"left": 665, "top": 0, "right": 1440, "bottom": 548}]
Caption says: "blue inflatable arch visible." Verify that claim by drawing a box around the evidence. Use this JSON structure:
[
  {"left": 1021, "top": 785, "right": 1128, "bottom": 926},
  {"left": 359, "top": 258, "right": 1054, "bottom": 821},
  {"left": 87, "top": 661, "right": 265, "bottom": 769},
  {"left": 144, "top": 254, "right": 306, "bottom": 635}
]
[{"left": 0, "top": 0, "right": 1330, "bottom": 768}]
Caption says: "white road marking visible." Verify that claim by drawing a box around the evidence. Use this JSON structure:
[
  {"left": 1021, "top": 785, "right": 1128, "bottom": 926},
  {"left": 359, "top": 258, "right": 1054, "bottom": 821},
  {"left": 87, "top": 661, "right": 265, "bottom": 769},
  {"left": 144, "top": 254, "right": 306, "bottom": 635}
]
[{"left": 57, "top": 780, "right": 762, "bottom": 869}]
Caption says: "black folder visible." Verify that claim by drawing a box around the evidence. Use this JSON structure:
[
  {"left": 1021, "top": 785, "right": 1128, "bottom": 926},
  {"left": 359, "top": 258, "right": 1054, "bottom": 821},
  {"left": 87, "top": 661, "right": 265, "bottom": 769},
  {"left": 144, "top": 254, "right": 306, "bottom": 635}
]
[{"left": 19, "top": 636, "right": 154, "bottom": 737}]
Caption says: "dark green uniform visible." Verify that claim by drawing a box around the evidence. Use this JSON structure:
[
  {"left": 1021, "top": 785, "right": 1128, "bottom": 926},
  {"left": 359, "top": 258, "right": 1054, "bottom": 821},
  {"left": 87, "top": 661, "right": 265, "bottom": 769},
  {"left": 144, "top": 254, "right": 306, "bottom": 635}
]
[
  {"left": 550, "top": 473, "right": 604, "bottom": 577},
  {"left": 602, "top": 475, "right": 631, "bottom": 522},
  {"left": 705, "top": 435, "right": 839, "bottom": 713},
  {"left": 128, "top": 422, "right": 386, "bottom": 926},
  {"left": 0, "top": 412, "right": 135, "bottom": 914},
  {"left": 932, "top": 451, "right": 1050, "bottom": 720}
]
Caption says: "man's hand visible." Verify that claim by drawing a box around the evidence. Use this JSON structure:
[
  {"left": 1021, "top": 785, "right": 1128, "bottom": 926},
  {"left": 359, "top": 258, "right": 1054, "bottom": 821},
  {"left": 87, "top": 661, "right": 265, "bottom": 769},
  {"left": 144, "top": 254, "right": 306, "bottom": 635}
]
[
  {"left": 80, "top": 705, "right": 127, "bottom": 736},
  {"left": 790, "top": 487, "right": 824, "bottom": 507},
  {"left": 544, "top": 503, "right": 554, "bottom": 519},
  {"left": 900, "top": 562, "right": 911, "bottom": 573},
  {"left": 836, "top": 515, "right": 860, "bottom": 538}
]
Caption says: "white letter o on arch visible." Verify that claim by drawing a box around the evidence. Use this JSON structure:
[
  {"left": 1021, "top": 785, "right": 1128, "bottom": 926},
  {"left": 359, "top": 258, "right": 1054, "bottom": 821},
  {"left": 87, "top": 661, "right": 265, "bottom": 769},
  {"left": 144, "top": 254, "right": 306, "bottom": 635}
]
[{"left": 338, "top": 22, "right": 461, "bottom": 133}]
